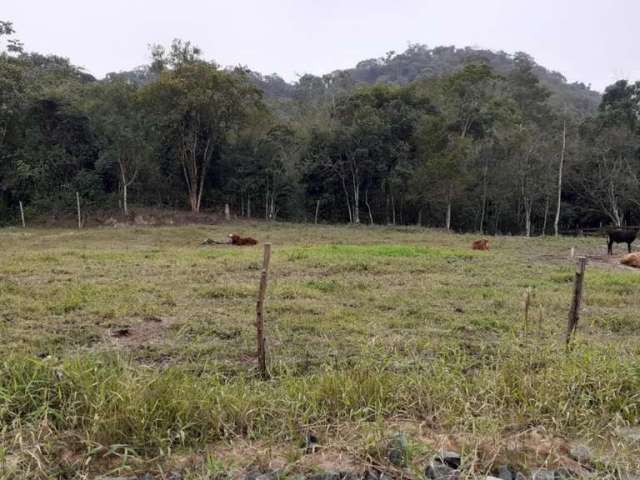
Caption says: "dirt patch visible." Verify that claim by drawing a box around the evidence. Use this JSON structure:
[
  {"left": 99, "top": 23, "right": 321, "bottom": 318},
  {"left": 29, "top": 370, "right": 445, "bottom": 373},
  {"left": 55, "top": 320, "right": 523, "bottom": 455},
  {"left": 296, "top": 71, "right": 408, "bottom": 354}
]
[
  {"left": 105, "top": 316, "right": 170, "bottom": 348},
  {"left": 585, "top": 254, "right": 640, "bottom": 271}
]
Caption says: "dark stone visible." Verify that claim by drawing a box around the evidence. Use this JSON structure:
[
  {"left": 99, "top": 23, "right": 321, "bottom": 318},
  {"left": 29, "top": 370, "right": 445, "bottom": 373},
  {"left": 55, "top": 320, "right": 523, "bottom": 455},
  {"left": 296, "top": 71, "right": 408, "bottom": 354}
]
[
  {"left": 303, "top": 432, "right": 320, "bottom": 454},
  {"left": 425, "top": 463, "right": 459, "bottom": 480},
  {"left": 387, "top": 432, "right": 409, "bottom": 467},
  {"left": 435, "top": 451, "right": 461, "bottom": 470}
]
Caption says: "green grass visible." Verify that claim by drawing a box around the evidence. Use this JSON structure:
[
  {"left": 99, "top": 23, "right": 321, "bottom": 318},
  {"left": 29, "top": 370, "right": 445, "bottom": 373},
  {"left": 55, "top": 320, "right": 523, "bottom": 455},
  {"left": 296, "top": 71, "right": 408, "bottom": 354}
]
[{"left": 0, "top": 224, "right": 639, "bottom": 478}]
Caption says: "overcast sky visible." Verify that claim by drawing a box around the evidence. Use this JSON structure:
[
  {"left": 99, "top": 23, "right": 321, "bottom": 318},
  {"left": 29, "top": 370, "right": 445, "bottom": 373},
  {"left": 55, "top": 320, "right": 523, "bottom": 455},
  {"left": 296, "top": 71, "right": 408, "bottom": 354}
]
[{"left": 4, "top": 0, "right": 639, "bottom": 92}]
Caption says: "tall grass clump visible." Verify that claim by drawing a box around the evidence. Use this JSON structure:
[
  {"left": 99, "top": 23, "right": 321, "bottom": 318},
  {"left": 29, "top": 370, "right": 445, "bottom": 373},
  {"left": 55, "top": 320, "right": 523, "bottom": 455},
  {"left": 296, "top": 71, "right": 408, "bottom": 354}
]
[{"left": 2, "top": 343, "right": 640, "bottom": 454}]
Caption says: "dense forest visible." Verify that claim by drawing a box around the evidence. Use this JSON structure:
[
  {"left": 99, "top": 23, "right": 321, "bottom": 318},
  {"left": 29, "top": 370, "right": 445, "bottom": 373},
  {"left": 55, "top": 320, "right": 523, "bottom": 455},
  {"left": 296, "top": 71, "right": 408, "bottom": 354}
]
[{"left": 1, "top": 21, "right": 639, "bottom": 234}]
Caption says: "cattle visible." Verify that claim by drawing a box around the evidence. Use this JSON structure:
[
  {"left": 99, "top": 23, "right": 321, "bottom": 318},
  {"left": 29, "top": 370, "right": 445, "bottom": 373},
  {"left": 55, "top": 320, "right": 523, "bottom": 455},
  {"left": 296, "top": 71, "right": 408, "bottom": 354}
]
[
  {"left": 607, "top": 228, "right": 638, "bottom": 255},
  {"left": 472, "top": 239, "right": 490, "bottom": 251},
  {"left": 228, "top": 233, "right": 258, "bottom": 246},
  {"left": 621, "top": 252, "right": 640, "bottom": 268}
]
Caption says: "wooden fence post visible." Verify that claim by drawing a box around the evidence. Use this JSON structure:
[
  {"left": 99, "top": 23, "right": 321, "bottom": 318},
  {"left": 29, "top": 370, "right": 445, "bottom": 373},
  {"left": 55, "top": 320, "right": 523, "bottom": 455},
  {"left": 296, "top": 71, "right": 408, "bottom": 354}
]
[
  {"left": 566, "top": 256, "right": 587, "bottom": 349},
  {"left": 523, "top": 288, "right": 531, "bottom": 339},
  {"left": 19, "top": 201, "right": 25, "bottom": 228},
  {"left": 256, "top": 243, "right": 272, "bottom": 378},
  {"left": 76, "top": 192, "right": 82, "bottom": 229}
]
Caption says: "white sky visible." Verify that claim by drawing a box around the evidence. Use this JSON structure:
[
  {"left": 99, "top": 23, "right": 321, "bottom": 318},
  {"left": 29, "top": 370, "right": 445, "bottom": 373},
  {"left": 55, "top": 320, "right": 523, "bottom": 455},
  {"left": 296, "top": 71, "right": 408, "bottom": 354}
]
[{"left": 4, "top": 0, "right": 640, "bottom": 92}]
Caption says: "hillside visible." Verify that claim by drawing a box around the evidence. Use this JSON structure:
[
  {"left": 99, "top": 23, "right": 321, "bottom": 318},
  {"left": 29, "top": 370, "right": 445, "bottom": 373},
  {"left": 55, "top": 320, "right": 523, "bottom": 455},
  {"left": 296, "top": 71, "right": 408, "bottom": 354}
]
[{"left": 254, "top": 44, "right": 601, "bottom": 117}]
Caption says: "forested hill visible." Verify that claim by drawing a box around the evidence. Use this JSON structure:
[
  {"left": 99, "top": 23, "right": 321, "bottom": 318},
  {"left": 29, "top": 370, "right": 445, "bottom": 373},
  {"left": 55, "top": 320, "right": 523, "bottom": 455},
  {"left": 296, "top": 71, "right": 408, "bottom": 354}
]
[
  {"left": 252, "top": 45, "right": 601, "bottom": 117},
  {"left": 3, "top": 22, "right": 639, "bottom": 235}
]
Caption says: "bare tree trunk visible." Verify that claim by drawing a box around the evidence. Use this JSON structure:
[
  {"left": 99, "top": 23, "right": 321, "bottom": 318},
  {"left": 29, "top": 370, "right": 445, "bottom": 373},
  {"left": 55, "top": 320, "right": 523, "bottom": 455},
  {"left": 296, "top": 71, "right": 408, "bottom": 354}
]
[
  {"left": 314, "top": 199, "right": 320, "bottom": 224},
  {"left": 479, "top": 162, "right": 488, "bottom": 234},
  {"left": 76, "top": 192, "right": 82, "bottom": 229},
  {"left": 189, "top": 192, "right": 198, "bottom": 212},
  {"left": 554, "top": 119, "right": 566, "bottom": 237},
  {"left": 417, "top": 208, "right": 422, "bottom": 227},
  {"left": 364, "top": 190, "right": 374, "bottom": 225},
  {"left": 445, "top": 188, "right": 452, "bottom": 231},
  {"left": 385, "top": 194, "right": 390, "bottom": 225},
  {"left": 353, "top": 182, "right": 360, "bottom": 224},
  {"left": 247, "top": 196, "right": 251, "bottom": 218},
  {"left": 542, "top": 196, "right": 550, "bottom": 236},
  {"left": 19, "top": 201, "right": 25, "bottom": 228},
  {"left": 445, "top": 202, "right": 451, "bottom": 231},
  {"left": 123, "top": 182, "right": 128, "bottom": 217},
  {"left": 391, "top": 195, "right": 396, "bottom": 225},
  {"left": 340, "top": 176, "right": 352, "bottom": 223},
  {"left": 524, "top": 198, "right": 532, "bottom": 237}
]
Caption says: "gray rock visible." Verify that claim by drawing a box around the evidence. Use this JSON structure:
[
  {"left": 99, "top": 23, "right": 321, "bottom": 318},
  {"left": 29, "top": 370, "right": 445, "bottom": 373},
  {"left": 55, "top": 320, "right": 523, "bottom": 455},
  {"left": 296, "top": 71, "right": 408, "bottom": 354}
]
[
  {"left": 497, "top": 465, "right": 513, "bottom": 480},
  {"left": 425, "top": 463, "right": 459, "bottom": 480},
  {"left": 254, "top": 472, "right": 282, "bottom": 480},
  {"left": 245, "top": 471, "right": 280, "bottom": 480},
  {"left": 569, "top": 444, "right": 591, "bottom": 464},
  {"left": 255, "top": 474, "right": 277, "bottom": 480},
  {"left": 618, "top": 427, "right": 640, "bottom": 443},
  {"left": 436, "top": 451, "right": 461, "bottom": 470},
  {"left": 95, "top": 477, "right": 137, "bottom": 480},
  {"left": 531, "top": 469, "right": 557, "bottom": 480},
  {"left": 363, "top": 470, "right": 390, "bottom": 480},
  {"left": 307, "top": 470, "right": 344, "bottom": 480},
  {"left": 387, "top": 432, "right": 409, "bottom": 467}
]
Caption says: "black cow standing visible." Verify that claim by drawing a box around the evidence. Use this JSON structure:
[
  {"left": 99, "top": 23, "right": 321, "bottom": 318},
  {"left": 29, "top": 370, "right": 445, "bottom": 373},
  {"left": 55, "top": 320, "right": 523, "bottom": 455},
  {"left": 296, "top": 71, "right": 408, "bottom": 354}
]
[{"left": 607, "top": 228, "right": 639, "bottom": 255}]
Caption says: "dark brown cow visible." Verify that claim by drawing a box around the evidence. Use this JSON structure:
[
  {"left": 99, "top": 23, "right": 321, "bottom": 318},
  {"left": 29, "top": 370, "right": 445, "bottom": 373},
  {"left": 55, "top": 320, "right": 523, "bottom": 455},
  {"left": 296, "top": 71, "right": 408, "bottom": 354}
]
[
  {"left": 228, "top": 234, "right": 258, "bottom": 246},
  {"left": 472, "top": 239, "right": 490, "bottom": 251}
]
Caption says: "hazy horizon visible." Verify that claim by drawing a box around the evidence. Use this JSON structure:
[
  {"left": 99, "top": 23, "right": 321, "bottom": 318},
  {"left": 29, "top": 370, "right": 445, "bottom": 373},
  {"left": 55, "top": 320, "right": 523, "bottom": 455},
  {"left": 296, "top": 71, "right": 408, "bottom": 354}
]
[{"left": 4, "top": 0, "right": 640, "bottom": 92}]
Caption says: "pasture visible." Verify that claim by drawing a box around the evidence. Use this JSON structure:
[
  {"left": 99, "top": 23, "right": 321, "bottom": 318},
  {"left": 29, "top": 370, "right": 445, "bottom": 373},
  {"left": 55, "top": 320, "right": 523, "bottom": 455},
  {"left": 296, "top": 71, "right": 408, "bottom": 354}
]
[{"left": 1, "top": 224, "right": 640, "bottom": 479}]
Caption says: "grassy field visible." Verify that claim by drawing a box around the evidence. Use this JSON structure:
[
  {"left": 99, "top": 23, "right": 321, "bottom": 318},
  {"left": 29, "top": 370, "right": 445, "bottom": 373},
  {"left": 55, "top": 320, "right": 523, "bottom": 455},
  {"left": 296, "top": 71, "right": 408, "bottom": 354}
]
[{"left": 1, "top": 223, "right": 640, "bottom": 479}]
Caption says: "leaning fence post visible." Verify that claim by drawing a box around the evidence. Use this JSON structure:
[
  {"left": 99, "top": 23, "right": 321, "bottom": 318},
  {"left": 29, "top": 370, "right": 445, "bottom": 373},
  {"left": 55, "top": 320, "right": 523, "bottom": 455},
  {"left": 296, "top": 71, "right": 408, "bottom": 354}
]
[
  {"left": 76, "top": 192, "right": 82, "bottom": 229},
  {"left": 256, "top": 243, "right": 272, "bottom": 378},
  {"left": 19, "top": 201, "right": 26, "bottom": 228},
  {"left": 566, "top": 256, "right": 587, "bottom": 349}
]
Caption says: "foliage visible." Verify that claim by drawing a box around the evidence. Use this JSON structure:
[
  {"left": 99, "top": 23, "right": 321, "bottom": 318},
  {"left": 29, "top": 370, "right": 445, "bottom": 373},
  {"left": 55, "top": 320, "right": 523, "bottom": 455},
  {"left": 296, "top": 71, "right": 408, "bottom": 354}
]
[{"left": 1, "top": 23, "right": 639, "bottom": 232}]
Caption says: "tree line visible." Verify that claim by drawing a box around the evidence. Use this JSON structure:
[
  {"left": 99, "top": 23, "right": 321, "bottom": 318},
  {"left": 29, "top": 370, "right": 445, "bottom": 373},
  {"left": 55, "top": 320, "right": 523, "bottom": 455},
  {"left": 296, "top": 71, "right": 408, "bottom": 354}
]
[{"left": 1, "top": 22, "right": 639, "bottom": 234}]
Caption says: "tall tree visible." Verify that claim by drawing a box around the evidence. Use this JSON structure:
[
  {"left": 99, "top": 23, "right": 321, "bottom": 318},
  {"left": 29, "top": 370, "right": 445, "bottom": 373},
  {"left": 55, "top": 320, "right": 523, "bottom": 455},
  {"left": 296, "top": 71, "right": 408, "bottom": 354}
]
[{"left": 142, "top": 52, "right": 264, "bottom": 212}]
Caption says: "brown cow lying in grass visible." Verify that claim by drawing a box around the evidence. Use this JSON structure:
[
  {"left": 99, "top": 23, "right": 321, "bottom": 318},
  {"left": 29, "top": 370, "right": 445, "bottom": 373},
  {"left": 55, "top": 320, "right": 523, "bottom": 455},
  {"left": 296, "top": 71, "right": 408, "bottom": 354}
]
[
  {"left": 621, "top": 252, "right": 640, "bottom": 268},
  {"left": 228, "top": 233, "right": 258, "bottom": 246},
  {"left": 472, "top": 239, "right": 490, "bottom": 251}
]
